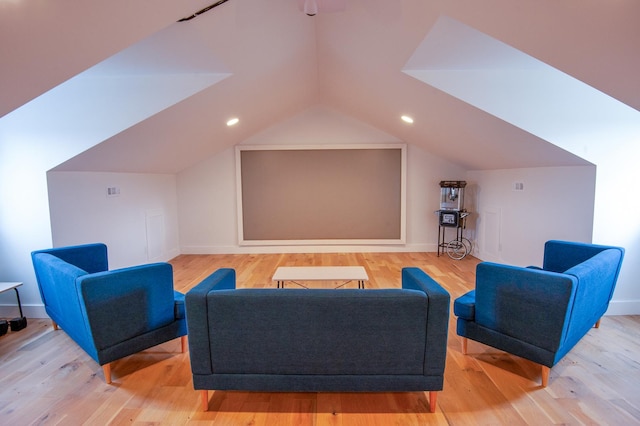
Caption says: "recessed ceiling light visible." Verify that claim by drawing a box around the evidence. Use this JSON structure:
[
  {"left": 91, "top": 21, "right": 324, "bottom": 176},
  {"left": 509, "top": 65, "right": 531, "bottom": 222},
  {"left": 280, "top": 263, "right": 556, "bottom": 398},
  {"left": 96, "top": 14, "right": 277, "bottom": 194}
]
[
  {"left": 401, "top": 115, "right": 414, "bottom": 124},
  {"left": 227, "top": 117, "right": 239, "bottom": 126}
]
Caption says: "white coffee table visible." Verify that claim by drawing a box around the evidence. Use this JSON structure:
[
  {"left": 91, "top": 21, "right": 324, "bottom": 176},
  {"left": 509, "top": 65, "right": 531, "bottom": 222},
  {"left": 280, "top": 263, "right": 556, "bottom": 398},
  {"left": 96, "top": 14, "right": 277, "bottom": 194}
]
[{"left": 273, "top": 266, "right": 368, "bottom": 289}]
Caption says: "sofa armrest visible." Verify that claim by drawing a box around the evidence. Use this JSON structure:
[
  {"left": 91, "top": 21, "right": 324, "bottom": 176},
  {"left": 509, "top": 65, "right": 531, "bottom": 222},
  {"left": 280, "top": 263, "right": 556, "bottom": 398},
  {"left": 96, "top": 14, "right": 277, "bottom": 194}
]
[
  {"left": 77, "top": 262, "right": 177, "bottom": 351},
  {"left": 402, "top": 267, "right": 450, "bottom": 376},
  {"left": 475, "top": 262, "right": 576, "bottom": 352},
  {"left": 185, "top": 268, "right": 236, "bottom": 375}
]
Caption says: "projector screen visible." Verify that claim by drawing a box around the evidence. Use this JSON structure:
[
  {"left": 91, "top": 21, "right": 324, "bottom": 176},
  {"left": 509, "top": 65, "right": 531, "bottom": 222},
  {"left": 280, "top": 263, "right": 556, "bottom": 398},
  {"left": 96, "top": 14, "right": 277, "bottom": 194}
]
[{"left": 236, "top": 144, "right": 406, "bottom": 245}]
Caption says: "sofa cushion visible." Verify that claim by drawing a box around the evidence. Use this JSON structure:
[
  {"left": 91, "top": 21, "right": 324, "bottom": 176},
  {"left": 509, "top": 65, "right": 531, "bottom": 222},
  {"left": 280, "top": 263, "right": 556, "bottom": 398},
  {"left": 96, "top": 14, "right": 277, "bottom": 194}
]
[{"left": 205, "top": 289, "right": 429, "bottom": 376}]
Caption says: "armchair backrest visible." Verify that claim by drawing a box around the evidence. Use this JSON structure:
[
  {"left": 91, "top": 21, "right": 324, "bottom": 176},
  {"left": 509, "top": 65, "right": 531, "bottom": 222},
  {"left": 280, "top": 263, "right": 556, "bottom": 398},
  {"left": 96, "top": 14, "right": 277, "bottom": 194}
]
[
  {"left": 32, "top": 243, "right": 109, "bottom": 274},
  {"left": 77, "top": 263, "right": 176, "bottom": 351},
  {"left": 31, "top": 252, "right": 96, "bottom": 358},
  {"left": 542, "top": 240, "right": 624, "bottom": 277},
  {"left": 475, "top": 263, "right": 577, "bottom": 353},
  {"left": 560, "top": 248, "right": 624, "bottom": 353}
]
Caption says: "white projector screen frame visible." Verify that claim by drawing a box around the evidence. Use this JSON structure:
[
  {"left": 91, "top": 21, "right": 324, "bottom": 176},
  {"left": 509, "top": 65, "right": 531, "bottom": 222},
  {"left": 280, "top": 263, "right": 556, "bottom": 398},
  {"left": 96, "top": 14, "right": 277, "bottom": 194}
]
[{"left": 236, "top": 144, "right": 406, "bottom": 246}]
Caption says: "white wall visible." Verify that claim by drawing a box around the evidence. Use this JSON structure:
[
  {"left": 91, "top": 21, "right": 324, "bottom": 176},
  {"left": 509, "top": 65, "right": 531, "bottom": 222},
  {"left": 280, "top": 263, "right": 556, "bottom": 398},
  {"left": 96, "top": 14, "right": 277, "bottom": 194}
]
[
  {"left": 466, "top": 165, "right": 639, "bottom": 314},
  {"left": 0, "top": 147, "right": 54, "bottom": 319},
  {"left": 0, "top": 127, "right": 116, "bottom": 318},
  {"left": 467, "top": 166, "right": 596, "bottom": 266},
  {"left": 177, "top": 106, "right": 468, "bottom": 253},
  {"left": 589, "top": 145, "right": 640, "bottom": 315},
  {"left": 48, "top": 172, "right": 180, "bottom": 268},
  {"left": 2, "top": 170, "right": 180, "bottom": 317}
]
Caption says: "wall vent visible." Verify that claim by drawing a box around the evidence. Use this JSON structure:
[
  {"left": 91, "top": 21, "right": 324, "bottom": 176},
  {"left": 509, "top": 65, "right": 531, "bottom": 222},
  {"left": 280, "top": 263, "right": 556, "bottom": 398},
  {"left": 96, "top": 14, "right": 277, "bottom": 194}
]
[{"left": 106, "top": 187, "right": 120, "bottom": 197}]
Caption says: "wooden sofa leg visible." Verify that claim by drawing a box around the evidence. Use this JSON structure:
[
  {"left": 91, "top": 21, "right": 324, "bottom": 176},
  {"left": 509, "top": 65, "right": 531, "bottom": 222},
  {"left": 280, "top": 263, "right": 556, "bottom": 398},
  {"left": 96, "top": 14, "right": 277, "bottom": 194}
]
[
  {"left": 52, "top": 320, "right": 59, "bottom": 330},
  {"left": 181, "top": 335, "right": 188, "bottom": 353},
  {"left": 103, "top": 363, "right": 112, "bottom": 384},
  {"left": 541, "top": 365, "right": 550, "bottom": 387},
  {"left": 429, "top": 391, "right": 438, "bottom": 413},
  {"left": 594, "top": 318, "right": 601, "bottom": 328},
  {"left": 201, "top": 390, "right": 209, "bottom": 411},
  {"left": 461, "top": 337, "right": 468, "bottom": 355}
]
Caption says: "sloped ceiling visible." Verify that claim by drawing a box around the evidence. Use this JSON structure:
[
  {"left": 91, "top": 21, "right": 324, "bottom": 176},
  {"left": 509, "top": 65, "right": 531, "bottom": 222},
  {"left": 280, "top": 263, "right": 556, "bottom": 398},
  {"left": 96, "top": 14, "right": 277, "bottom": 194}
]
[{"left": 2, "top": 0, "right": 639, "bottom": 173}]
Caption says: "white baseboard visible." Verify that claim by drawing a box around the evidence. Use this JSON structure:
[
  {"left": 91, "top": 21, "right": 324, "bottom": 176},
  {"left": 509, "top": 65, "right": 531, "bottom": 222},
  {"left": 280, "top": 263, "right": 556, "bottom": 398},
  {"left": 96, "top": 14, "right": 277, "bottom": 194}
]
[
  {"left": 0, "top": 304, "right": 48, "bottom": 319},
  {"left": 605, "top": 299, "right": 640, "bottom": 316},
  {"left": 180, "top": 243, "right": 438, "bottom": 255}
]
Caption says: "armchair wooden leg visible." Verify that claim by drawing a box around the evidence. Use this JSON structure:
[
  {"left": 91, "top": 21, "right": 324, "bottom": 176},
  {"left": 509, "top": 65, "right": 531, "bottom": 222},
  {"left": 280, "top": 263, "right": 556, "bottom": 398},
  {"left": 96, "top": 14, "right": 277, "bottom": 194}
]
[
  {"left": 102, "top": 363, "right": 112, "bottom": 384},
  {"left": 428, "top": 391, "right": 438, "bottom": 413},
  {"left": 594, "top": 318, "right": 601, "bottom": 328},
  {"left": 461, "top": 337, "right": 468, "bottom": 355},
  {"left": 181, "top": 335, "right": 188, "bottom": 353},
  {"left": 201, "top": 390, "right": 209, "bottom": 411},
  {"left": 52, "top": 320, "right": 59, "bottom": 330},
  {"left": 541, "top": 365, "right": 550, "bottom": 387}
]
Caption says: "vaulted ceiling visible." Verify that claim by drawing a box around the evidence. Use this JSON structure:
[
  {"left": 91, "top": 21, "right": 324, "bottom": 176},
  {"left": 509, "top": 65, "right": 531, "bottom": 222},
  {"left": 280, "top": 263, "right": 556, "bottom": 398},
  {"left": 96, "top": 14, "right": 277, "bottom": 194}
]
[{"left": 2, "top": 0, "right": 639, "bottom": 174}]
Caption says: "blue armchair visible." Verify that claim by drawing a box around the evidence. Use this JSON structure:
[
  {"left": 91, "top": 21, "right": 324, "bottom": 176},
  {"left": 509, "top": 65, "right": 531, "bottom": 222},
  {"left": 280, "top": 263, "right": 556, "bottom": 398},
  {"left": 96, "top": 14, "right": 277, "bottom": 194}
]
[
  {"left": 31, "top": 243, "right": 188, "bottom": 383},
  {"left": 454, "top": 240, "right": 624, "bottom": 386}
]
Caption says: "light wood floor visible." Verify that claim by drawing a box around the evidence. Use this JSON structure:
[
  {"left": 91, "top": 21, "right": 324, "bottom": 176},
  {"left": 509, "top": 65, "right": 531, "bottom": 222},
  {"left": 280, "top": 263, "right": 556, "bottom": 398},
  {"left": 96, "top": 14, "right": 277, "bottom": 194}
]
[{"left": 1, "top": 252, "right": 639, "bottom": 425}]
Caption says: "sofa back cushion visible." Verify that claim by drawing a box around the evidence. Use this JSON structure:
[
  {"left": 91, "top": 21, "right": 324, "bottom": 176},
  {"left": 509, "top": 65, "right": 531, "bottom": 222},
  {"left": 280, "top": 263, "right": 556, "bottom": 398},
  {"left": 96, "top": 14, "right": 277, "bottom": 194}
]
[{"left": 203, "top": 289, "right": 428, "bottom": 376}]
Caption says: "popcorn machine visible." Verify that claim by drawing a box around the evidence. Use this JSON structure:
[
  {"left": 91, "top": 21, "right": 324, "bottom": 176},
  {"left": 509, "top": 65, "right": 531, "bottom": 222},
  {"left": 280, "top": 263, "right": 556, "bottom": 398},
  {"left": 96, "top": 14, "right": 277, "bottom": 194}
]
[{"left": 436, "top": 181, "right": 471, "bottom": 259}]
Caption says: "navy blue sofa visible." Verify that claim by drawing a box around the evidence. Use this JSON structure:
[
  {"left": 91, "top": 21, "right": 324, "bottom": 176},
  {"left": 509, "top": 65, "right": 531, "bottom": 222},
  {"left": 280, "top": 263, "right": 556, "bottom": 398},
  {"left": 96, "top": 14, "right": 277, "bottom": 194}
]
[
  {"left": 185, "top": 267, "right": 450, "bottom": 413},
  {"left": 31, "top": 243, "right": 188, "bottom": 383},
  {"left": 454, "top": 240, "right": 624, "bottom": 386}
]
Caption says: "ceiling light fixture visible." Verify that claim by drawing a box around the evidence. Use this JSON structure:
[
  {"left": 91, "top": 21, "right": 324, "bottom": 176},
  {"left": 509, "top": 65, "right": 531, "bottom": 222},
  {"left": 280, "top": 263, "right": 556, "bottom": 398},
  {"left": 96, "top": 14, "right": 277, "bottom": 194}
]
[
  {"left": 227, "top": 117, "right": 239, "bottom": 126},
  {"left": 401, "top": 115, "right": 414, "bottom": 124},
  {"left": 304, "top": 0, "right": 318, "bottom": 16}
]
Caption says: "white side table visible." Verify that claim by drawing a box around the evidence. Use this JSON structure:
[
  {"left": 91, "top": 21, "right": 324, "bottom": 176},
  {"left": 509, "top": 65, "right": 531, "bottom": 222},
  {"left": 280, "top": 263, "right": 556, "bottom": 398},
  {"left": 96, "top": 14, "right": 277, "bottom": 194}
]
[{"left": 0, "top": 282, "right": 27, "bottom": 331}]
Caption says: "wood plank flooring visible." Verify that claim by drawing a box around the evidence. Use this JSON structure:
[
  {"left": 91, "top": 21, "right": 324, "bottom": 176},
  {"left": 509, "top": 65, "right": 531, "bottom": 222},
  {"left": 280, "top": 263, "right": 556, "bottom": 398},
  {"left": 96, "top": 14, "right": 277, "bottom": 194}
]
[{"left": 1, "top": 252, "right": 639, "bottom": 425}]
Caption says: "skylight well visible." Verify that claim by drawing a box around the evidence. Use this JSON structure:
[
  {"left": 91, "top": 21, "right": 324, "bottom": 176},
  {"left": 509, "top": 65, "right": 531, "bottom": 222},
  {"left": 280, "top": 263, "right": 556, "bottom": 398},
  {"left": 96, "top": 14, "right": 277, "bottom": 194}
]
[
  {"left": 0, "top": 22, "right": 231, "bottom": 161},
  {"left": 402, "top": 15, "right": 640, "bottom": 164}
]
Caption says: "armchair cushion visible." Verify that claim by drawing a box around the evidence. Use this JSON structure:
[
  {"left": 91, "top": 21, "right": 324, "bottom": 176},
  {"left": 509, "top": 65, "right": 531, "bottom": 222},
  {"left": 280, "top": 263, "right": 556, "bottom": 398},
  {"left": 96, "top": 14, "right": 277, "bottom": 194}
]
[
  {"left": 173, "top": 291, "right": 186, "bottom": 319},
  {"left": 453, "top": 290, "right": 475, "bottom": 320}
]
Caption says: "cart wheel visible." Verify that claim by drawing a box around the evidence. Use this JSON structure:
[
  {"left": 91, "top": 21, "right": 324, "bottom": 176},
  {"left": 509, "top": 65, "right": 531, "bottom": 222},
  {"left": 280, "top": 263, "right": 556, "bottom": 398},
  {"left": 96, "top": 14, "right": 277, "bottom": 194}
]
[
  {"left": 460, "top": 237, "right": 473, "bottom": 256},
  {"left": 446, "top": 239, "right": 467, "bottom": 260}
]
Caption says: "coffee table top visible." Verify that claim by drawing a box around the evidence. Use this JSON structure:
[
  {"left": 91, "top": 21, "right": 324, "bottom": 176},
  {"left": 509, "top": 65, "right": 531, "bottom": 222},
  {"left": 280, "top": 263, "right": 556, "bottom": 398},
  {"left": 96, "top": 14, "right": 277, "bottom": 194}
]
[{"left": 273, "top": 266, "right": 368, "bottom": 282}]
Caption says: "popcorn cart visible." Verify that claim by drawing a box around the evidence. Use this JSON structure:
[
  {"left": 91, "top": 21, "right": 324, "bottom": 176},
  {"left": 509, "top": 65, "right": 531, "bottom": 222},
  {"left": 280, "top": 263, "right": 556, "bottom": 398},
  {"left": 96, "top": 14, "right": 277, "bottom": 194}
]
[{"left": 436, "top": 181, "right": 472, "bottom": 259}]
